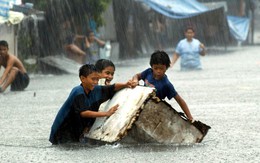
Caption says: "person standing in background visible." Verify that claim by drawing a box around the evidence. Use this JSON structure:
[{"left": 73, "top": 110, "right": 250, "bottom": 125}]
[
  {"left": 85, "top": 29, "right": 105, "bottom": 64},
  {"left": 171, "top": 26, "right": 206, "bottom": 71}
]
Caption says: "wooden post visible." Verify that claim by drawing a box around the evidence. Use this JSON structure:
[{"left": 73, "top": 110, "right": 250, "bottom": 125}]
[{"left": 251, "top": 4, "right": 255, "bottom": 44}]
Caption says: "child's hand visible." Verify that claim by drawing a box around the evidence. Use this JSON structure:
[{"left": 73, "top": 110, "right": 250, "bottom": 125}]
[
  {"left": 199, "top": 43, "right": 205, "bottom": 49},
  {"left": 107, "top": 104, "right": 119, "bottom": 116},
  {"left": 125, "top": 80, "right": 137, "bottom": 88},
  {"left": 199, "top": 43, "right": 206, "bottom": 56},
  {"left": 129, "top": 79, "right": 138, "bottom": 88},
  {"left": 170, "top": 62, "right": 174, "bottom": 68}
]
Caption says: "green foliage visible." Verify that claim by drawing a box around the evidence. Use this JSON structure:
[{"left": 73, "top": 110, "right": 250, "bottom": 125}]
[
  {"left": 22, "top": 0, "right": 112, "bottom": 27},
  {"left": 85, "top": 0, "right": 112, "bottom": 26},
  {"left": 18, "top": 0, "right": 113, "bottom": 60}
]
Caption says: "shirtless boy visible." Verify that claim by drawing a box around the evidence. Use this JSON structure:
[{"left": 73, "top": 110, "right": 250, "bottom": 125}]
[{"left": 0, "top": 40, "right": 29, "bottom": 93}]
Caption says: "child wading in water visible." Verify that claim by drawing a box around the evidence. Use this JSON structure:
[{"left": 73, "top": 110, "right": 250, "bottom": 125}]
[
  {"left": 95, "top": 59, "right": 115, "bottom": 85},
  {"left": 132, "top": 50, "right": 194, "bottom": 121},
  {"left": 49, "top": 64, "right": 133, "bottom": 144}
]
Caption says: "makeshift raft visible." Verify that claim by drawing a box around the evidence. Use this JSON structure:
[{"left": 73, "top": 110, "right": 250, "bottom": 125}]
[{"left": 85, "top": 86, "right": 210, "bottom": 144}]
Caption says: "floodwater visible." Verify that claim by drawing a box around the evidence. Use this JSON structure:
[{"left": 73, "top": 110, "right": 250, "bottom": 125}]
[{"left": 1, "top": 46, "right": 260, "bottom": 162}]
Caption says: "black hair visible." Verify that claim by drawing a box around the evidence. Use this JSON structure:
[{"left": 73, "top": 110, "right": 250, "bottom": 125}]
[
  {"left": 184, "top": 26, "right": 195, "bottom": 33},
  {"left": 0, "top": 40, "right": 8, "bottom": 48},
  {"left": 150, "top": 50, "right": 171, "bottom": 69},
  {"left": 95, "top": 59, "right": 115, "bottom": 73},
  {"left": 86, "top": 29, "right": 94, "bottom": 37},
  {"left": 79, "top": 64, "right": 97, "bottom": 77}
]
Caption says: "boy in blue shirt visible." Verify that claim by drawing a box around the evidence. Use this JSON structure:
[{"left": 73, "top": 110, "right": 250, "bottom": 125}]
[
  {"left": 132, "top": 50, "right": 194, "bottom": 121},
  {"left": 49, "top": 64, "right": 132, "bottom": 144}
]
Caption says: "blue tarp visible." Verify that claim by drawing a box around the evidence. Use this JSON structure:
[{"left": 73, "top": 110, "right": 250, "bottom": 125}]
[
  {"left": 0, "top": 0, "right": 9, "bottom": 17},
  {"left": 0, "top": 0, "right": 18, "bottom": 17},
  {"left": 227, "top": 15, "right": 250, "bottom": 42},
  {"left": 139, "top": 0, "right": 208, "bottom": 19},
  {"left": 140, "top": 0, "right": 250, "bottom": 42}
]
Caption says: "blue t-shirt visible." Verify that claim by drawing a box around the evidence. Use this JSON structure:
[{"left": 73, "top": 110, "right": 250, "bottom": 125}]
[
  {"left": 140, "top": 68, "right": 178, "bottom": 100},
  {"left": 49, "top": 84, "right": 115, "bottom": 144},
  {"left": 175, "top": 38, "right": 203, "bottom": 70}
]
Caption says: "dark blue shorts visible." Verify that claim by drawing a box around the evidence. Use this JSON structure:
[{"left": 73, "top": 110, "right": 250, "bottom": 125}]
[{"left": 11, "top": 72, "right": 29, "bottom": 91}]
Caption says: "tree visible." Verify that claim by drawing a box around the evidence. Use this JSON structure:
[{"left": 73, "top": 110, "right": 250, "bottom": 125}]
[
  {"left": 112, "top": 0, "right": 154, "bottom": 59},
  {"left": 21, "top": 0, "right": 111, "bottom": 57}
]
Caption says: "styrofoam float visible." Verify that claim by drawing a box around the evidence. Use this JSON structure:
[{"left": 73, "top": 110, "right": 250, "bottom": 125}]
[{"left": 85, "top": 86, "right": 210, "bottom": 144}]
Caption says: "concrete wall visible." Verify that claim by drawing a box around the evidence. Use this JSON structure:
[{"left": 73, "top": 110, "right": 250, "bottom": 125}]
[
  {"left": 98, "top": 3, "right": 119, "bottom": 61},
  {"left": 256, "top": 0, "right": 260, "bottom": 14},
  {"left": 99, "top": 4, "right": 116, "bottom": 41},
  {"left": 0, "top": 23, "right": 18, "bottom": 56}
]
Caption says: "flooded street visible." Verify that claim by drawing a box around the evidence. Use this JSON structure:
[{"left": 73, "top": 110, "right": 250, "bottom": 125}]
[{"left": 1, "top": 45, "right": 260, "bottom": 162}]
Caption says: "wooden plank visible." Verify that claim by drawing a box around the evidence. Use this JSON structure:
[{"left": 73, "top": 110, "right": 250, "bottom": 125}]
[{"left": 38, "top": 55, "right": 81, "bottom": 74}]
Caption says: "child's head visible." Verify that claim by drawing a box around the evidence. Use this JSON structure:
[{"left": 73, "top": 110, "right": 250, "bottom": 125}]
[
  {"left": 149, "top": 50, "right": 170, "bottom": 80},
  {"left": 95, "top": 59, "right": 115, "bottom": 85},
  {"left": 0, "top": 40, "right": 9, "bottom": 58},
  {"left": 150, "top": 50, "right": 171, "bottom": 69},
  {"left": 0, "top": 40, "right": 8, "bottom": 48},
  {"left": 184, "top": 26, "right": 195, "bottom": 40},
  {"left": 79, "top": 64, "right": 97, "bottom": 77},
  {"left": 79, "top": 64, "right": 99, "bottom": 91},
  {"left": 87, "top": 29, "right": 95, "bottom": 42},
  {"left": 184, "top": 26, "right": 195, "bottom": 33}
]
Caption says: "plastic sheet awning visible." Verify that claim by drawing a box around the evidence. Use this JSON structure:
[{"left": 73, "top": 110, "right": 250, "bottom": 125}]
[
  {"left": 139, "top": 0, "right": 208, "bottom": 19},
  {"left": 227, "top": 15, "right": 250, "bottom": 42},
  {"left": 139, "top": 0, "right": 250, "bottom": 42},
  {"left": 0, "top": 10, "right": 24, "bottom": 25},
  {"left": 0, "top": 0, "right": 10, "bottom": 17},
  {"left": 0, "top": 0, "right": 23, "bottom": 25}
]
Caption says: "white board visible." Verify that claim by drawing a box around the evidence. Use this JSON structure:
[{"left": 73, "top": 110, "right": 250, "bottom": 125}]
[{"left": 85, "top": 86, "right": 155, "bottom": 142}]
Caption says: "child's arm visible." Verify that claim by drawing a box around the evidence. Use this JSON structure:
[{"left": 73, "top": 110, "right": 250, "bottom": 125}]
[
  {"left": 0, "top": 66, "right": 1, "bottom": 82},
  {"left": 80, "top": 104, "right": 119, "bottom": 118},
  {"left": 85, "top": 37, "right": 90, "bottom": 48},
  {"left": 0, "top": 56, "right": 14, "bottom": 85},
  {"left": 94, "top": 37, "right": 105, "bottom": 47},
  {"left": 170, "top": 52, "right": 179, "bottom": 67},
  {"left": 174, "top": 94, "right": 193, "bottom": 121},
  {"left": 114, "top": 80, "right": 134, "bottom": 91},
  {"left": 199, "top": 43, "right": 206, "bottom": 56}
]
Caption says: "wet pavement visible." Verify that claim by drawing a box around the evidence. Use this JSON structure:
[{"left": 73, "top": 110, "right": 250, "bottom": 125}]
[{"left": 0, "top": 45, "right": 260, "bottom": 162}]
